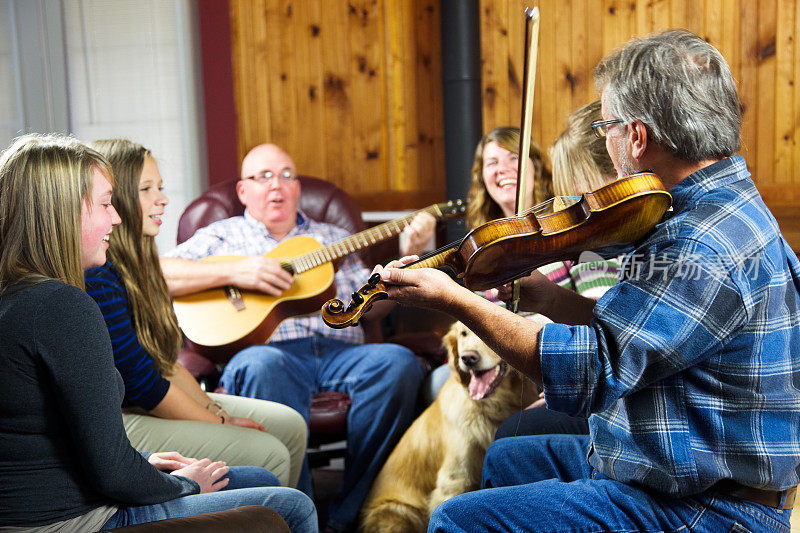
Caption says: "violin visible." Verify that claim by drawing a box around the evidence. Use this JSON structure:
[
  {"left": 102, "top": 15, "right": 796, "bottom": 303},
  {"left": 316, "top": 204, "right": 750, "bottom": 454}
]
[{"left": 321, "top": 171, "right": 672, "bottom": 329}]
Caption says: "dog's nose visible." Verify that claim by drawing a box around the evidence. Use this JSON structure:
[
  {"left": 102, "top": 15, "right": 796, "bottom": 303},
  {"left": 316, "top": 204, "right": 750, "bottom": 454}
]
[{"left": 460, "top": 351, "right": 479, "bottom": 367}]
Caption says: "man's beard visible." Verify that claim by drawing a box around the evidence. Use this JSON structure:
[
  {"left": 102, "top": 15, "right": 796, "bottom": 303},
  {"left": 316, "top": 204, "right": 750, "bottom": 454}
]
[{"left": 615, "top": 135, "right": 639, "bottom": 178}]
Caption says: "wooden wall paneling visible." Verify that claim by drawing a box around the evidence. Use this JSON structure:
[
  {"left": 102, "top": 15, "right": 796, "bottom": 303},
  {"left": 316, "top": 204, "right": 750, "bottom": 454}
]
[
  {"left": 569, "top": 0, "right": 588, "bottom": 114},
  {"left": 650, "top": 0, "right": 670, "bottom": 31},
  {"left": 293, "top": 0, "right": 325, "bottom": 178},
  {"left": 321, "top": 2, "right": 355, "bottom": 190},
  {"left": 479, "top": 0, "right": 513, "bottom": 131},
  {"left": 585, "top": 0, "right": 606, "bottom": 100},
  {"left": 703, "top": 0, "right": 722, "bottom": 60},
  {"left": 396, "top": 0, "right": 420, "bottom": 195},
  {"left": 774, "top": 0, "right": 795, "bottom": 185},
  {"left": 738, "top": 0, "right": 759, "bottom": 172},
  {"left": 634, "top": 0, "right": 653, "bottom": 35},
  {"left": 382, "top": 0, "right": 408, "bottom": 203},
  {"left": 570, "top": 0, "right": 601, "bottom": 110},
  {"left": 796, "top": 0, "right": 800, "bottom": 186},
  {"left": 550, "top": 1, "right": 572, "bottom": 153},
  {"left": 719, "top": 0, "right": 740, "bottom": 81},
  {"left": 539, "top": 2, "right": 557, "bottom": 154},
  {"left": 603, "top": 1, "right": 634, "bottom": 58},
  {"left": 230, "top": 0, "right": 445, "bottom": 211},
  {"left": 756, "top": 0, "right": 777, "bottom": 187},
  {"left": 411, "top": 0, "right": 445, "bottom": 199},
  {"left": 276, "top": 2, "right": 300, "bottom": 153},
  {"left": 230, "top": 1, "right": 259, "bottom": 163},
  {"left": 348, "top": 0, "right": 386, "bottom": 196}
]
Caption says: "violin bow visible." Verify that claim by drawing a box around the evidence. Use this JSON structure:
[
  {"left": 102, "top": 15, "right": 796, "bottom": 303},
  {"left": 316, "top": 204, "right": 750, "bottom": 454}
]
[{"left": 510, "top": 6, "right": 540, "bottom": 313}]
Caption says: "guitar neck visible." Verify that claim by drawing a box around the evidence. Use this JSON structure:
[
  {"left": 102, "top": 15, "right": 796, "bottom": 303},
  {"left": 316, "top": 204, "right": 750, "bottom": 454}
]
[{"left": 289, "top": 204, "right": 444, "bottom": 274}]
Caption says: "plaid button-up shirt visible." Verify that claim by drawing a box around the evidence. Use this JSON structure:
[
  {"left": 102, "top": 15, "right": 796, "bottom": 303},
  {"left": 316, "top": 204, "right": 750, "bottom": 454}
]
[
  {"left": 540, "top": 155, "right": 800, "bottom": 496},
  {"left": 165, "top": 210, "right": 367, "bottom": 344}
]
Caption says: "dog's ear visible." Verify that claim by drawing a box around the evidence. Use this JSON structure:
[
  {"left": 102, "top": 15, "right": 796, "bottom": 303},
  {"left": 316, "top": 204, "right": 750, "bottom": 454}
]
[{"left": 442, "top": 322, "right": 459, "bottom": 364}]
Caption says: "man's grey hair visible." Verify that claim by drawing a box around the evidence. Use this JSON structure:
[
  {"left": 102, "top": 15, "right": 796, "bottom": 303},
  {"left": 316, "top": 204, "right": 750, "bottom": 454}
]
[{"left": 594, "top": 29, "right": 742, "bottom": 162}]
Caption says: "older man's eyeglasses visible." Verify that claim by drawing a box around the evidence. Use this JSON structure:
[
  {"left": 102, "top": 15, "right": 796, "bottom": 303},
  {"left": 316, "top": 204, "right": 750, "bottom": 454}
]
[
  {"left": 590, "top": 119, "right": 624, "bottom": 138},
  {"left": 243, "top": 169, "right": 297, "bottom": 184}
]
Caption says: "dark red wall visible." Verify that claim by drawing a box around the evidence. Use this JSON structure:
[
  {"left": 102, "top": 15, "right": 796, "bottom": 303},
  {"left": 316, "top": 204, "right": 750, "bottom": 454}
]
[{"left": 197, "top": 0, "right": 238, "bottom": 186}]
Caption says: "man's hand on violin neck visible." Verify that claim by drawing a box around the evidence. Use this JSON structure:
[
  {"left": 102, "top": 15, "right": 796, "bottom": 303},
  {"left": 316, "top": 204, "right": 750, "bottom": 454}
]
[{"left": 375, "top": 260, "right": 472, "bottom": 313}]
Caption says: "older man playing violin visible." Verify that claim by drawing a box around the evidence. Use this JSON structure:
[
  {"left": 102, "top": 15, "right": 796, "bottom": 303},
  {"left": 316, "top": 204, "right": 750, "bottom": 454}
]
[
  {"left": 372, "top": 30, "right": 800, "bottom": 532},
  {"left": 161, "top": 143, "right": 425, "bottom": 533}
]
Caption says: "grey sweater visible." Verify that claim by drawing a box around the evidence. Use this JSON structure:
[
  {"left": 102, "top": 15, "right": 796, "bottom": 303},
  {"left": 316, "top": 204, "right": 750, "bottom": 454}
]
[{"left": 0, "top": 280, "right": 198, "bottom": 527}]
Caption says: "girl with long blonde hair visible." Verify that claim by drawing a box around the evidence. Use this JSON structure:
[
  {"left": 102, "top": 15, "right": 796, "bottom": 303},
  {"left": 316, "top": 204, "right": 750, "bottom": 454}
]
[
  {"left": 0, "top": 133, "right": 316, "bottom": 532},
  {"left": 84, "top": 139, "right": 308, "bottom": 489}
]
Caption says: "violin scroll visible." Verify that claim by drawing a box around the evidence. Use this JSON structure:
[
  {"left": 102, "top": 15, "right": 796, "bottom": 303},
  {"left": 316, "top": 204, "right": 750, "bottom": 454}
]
[{"left": 322, "top": 273, "right": 388, "bottom": 329}]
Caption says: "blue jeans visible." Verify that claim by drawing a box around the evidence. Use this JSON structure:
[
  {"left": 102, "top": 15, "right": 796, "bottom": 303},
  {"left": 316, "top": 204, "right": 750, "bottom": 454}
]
[
  {"left": 220, "top": 336, "right": 425, "bottom": 531},
  {"left": 429, "top": 435, "right": 792, "bottom": 532},
  {"left": 102, "top": 466, "right": 317, "bottom": 532}
]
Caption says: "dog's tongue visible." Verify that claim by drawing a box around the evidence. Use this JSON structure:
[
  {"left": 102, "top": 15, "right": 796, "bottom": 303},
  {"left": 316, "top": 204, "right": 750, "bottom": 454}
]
[{"left": 468, "top": 368, "right": 496, "bottom": 400}]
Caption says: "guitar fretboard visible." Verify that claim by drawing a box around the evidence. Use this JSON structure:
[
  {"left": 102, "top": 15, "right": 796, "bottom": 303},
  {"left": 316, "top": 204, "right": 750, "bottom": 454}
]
[{"left": 287, "top": 204, "right": 445, "bottom": 274}]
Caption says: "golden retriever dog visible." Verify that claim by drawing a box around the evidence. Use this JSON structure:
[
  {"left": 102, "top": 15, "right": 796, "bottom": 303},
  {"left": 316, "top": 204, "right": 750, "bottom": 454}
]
[{"left": 359, "top": 321, "right": 539, "bottom": 533}]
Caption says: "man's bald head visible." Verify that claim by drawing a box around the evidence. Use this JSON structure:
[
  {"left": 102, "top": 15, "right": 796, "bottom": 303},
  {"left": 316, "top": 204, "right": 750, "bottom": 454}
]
[{"left": 241, "top": 143, "right": 295, "bottom": 179}]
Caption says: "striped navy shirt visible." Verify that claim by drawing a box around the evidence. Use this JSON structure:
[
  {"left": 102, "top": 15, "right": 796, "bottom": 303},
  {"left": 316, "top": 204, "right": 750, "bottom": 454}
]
[
  {"left": 540, "top": 155, "right": 800, "bottom": 496},
  {"left": 84, "top": 262, "right": 170, "bottom": 410}
]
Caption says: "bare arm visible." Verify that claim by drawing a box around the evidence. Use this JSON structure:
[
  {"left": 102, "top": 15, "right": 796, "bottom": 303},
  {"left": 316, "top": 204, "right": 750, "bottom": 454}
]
[
  {"left": 152, "top": 362, "right": 265, "bottom": 431},
  {"left": 148, "top": 380, "right": 224, "bottom": 424},
  {"left": 160, "top": 256, "right": 293, "bottom": 298},
  {"left": 164, "top": 362, "right": 215, "bottom": 406}
]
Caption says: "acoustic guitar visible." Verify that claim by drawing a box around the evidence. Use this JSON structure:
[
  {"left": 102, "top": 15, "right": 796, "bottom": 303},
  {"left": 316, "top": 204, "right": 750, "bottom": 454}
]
[{"left": 173, "top": 199, "right": 466, "bottom": 358}]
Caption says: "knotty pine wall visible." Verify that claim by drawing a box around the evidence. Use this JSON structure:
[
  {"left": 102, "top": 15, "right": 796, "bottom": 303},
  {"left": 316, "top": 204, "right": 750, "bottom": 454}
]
[
  {"left": 229, "top": 0, "right": 799, "bottom": 248},
  {"left": 230, "top": 0, "right": 444, "bottom": 211}
]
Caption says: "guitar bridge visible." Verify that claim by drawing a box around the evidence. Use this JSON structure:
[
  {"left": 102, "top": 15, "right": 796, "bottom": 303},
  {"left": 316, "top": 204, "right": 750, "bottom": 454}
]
[{"left": 225, "top": 286, "right": 246, "bottom": 311}]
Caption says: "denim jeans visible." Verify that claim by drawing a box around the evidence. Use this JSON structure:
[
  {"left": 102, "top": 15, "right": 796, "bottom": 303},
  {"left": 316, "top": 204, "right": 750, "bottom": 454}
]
[
  {"left": 220, "top": 336, "right": 425, "bottom": 531},
  {"left": 428, "top": 434, "right": 792, "bottom": 532},
  {"left": 101, "top": 466, "right": 317, "bottom": 532}
]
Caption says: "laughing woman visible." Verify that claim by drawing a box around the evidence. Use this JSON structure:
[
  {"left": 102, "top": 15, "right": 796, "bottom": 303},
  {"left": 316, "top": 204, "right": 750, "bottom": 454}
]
[
  {"left": 0, "top": 134, "right": 316, "bottom": 531},
  {"left": 83, "top": 139, "right": 306, "bottom": 488}
]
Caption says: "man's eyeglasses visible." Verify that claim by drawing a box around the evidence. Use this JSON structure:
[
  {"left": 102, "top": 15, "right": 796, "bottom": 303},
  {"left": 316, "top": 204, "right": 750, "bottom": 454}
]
[
  {"left": 242, "top": 169, "right": 297, "bottom": 184},
  {"left": 590, "top": 119, "right": 624, "bottom": 138}
]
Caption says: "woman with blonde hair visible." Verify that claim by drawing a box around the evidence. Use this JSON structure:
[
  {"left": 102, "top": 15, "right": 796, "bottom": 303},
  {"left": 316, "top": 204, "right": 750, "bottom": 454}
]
[
  {"left": 84, "top": 139, "right": 307, "bottom": 489},
  {"left": 550, "top": 99, "right": 616, "bottom": 198},
  {"left": 0, "top": 133, "right": 316, "bottom": 531}
]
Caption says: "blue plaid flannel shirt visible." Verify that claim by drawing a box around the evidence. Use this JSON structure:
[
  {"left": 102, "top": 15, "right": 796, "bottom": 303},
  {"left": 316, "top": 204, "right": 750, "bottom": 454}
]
[
  {"left": 165, "top": 209, "right": 367, "bottom": 344},
  {"left": 540, "top": 155, "right": 800, "bottom": 496}
]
